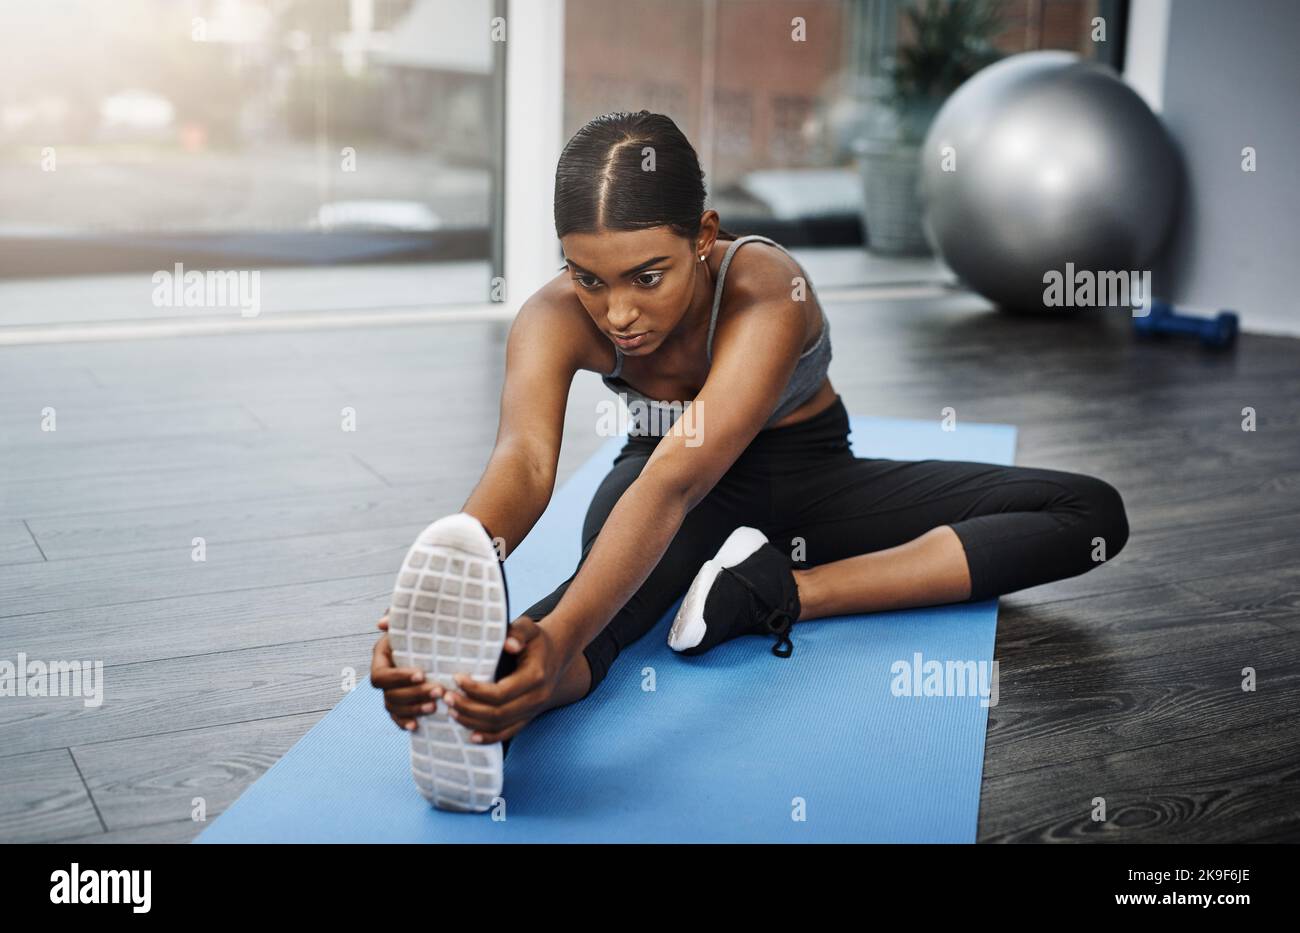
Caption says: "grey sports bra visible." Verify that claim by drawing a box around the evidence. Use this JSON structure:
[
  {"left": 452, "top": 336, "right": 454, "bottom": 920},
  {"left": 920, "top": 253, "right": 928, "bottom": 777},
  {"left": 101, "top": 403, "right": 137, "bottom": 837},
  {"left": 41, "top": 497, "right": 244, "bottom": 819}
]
[{"left": 601, "top": 234, "right": 832, "bottom": 436}]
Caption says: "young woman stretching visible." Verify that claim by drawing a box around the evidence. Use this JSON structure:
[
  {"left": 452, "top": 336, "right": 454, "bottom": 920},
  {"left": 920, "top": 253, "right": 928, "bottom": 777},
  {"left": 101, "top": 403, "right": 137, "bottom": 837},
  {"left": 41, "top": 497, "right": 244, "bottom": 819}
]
[{"left": 370, "top": 111, "right": 1129, "bottom": 812}]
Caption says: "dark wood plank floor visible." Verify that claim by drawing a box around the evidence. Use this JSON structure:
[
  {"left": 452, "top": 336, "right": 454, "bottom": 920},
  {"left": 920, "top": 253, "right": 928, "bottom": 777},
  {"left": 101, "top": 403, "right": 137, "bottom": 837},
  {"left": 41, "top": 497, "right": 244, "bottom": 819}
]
[{"left": 1, "top": 289, "right": 1297, "bottom": 843}]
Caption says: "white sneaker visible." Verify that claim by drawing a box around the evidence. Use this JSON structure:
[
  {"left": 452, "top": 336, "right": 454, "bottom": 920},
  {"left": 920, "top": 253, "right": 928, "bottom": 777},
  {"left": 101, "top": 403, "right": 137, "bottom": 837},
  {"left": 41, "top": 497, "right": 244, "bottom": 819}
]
[
  {"left": 386, "top": 512, "right": 509, "bottom": 812},
  {"left": 668, "top": 526, "right": 769, "bottom": 652}
]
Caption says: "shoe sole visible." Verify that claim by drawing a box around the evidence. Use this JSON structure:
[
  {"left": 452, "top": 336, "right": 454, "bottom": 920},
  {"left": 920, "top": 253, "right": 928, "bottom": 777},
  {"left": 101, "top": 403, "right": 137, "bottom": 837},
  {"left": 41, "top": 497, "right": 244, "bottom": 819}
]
[
  {"left": 668, "top": 526, "right": 769, "bottom": 652},
  {"left": 386, "top": 512, "right": 508, "bottom": 812}
]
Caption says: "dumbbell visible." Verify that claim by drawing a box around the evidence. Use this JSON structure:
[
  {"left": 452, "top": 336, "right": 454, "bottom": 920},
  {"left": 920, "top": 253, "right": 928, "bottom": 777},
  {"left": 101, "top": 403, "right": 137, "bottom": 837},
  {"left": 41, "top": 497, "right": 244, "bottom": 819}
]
[{"left": 1133, "top": 300, "right": 1240, "bottom": 348}]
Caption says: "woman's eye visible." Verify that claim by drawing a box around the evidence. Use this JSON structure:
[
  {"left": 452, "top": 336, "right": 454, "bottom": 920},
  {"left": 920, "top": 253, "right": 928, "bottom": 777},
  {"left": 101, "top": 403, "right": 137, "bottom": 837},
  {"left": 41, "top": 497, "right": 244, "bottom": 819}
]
[{"left": 575, "top": 271, "right": 662, "bottom": 289}]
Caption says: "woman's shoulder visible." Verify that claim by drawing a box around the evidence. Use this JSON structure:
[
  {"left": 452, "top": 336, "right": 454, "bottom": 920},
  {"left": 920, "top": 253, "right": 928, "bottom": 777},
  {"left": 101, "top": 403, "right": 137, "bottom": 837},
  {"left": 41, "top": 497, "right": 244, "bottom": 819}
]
[
  {"left": 718, "top": 236, "right": 812, "bottom": 303},
  {"left": 714, "top": 236, "right": 822, "bottom": 346}
]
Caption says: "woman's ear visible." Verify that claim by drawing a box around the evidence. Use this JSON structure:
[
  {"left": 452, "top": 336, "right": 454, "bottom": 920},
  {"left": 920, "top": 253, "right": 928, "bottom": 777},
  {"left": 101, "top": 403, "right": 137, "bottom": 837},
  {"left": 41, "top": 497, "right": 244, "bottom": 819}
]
[{"left": 696, "top": 213, "right": 721, "bottom": 260}]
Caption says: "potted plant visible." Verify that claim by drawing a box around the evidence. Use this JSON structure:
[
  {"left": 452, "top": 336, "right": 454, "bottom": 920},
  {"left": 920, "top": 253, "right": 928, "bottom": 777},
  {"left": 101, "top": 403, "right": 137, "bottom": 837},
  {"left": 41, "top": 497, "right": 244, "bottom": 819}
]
[{"left": 857, "top": 0, "right": 1003, "bottom": 255}]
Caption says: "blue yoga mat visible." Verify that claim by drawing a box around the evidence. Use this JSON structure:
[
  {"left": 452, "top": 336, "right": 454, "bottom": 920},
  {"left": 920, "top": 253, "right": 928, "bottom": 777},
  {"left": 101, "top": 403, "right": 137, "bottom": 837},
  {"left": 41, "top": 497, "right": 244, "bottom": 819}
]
[{"left": 197, "top": 415, "right": 1016, "bottom": 843}]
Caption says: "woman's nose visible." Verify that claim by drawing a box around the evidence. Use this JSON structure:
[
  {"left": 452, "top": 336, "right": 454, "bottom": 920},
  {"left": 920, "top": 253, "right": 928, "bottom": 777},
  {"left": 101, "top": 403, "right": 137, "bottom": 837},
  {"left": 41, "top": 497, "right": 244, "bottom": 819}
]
[{"left": 609, "top": 310, "right": 640, "bottom": 331}]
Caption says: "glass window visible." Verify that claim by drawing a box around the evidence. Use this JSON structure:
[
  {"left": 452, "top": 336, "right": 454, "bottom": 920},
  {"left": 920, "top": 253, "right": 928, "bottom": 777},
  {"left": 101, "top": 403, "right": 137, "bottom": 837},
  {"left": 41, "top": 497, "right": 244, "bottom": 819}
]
[
  {"left": 562, "top": 0, "right": 1121, "bottom": 250},
  {"left": 0, "top": 0, "right": 503, "bottom": 281}
]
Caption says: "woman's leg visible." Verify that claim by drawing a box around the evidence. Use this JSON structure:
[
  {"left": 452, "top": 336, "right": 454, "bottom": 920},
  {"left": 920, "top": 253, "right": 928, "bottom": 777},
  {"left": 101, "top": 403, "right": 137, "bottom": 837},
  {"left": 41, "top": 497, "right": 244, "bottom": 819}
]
[
  {"left": 516, "top": 448, "right": 648, "bottom": 703},
  {"left": 520, "top": 442, "right": 738, "bottom": 702},
  {"left": 769, "top": 457, "right": 1130, "bottom": 618}
]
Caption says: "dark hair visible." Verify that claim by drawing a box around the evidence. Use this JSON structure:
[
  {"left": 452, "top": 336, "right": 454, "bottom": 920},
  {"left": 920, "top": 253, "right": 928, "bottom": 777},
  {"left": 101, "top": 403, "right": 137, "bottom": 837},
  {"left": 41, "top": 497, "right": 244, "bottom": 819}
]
[{"left": 553, "top": 110, "right": 739, "bottom": 244}]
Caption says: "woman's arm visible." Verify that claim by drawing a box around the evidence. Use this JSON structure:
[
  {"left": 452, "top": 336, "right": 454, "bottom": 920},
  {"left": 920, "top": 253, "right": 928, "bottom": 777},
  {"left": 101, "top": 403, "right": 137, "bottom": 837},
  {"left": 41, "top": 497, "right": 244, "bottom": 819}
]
[
  {"left": 371, "top": 285, "right": 587, "bottom": 734},
  {"left": 539, "top": 268, "right": 810, "bottom": 664},
  {"left": 458, "top": 289, "right": 587, "bottom": 558}
]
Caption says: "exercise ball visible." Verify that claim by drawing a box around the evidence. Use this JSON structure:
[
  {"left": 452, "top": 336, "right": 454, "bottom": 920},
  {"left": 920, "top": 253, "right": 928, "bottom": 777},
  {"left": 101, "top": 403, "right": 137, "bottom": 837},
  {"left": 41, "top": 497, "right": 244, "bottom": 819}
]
[{"left": 919, "top": 51, "right": 1182, "bottom": 312}]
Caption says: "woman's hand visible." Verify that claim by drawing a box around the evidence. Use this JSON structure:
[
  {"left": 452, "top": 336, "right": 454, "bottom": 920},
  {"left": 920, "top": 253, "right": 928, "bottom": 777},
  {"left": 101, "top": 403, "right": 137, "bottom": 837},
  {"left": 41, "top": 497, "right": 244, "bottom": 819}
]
[
  {"left": 370, "top": 613, "right": 443, "bottom": 731},
  {"left": 370, "top": 612, "right": 565, "bottom": 741},
  {"left": 441, "top": 616, "right": 567, "bottom": 745}
]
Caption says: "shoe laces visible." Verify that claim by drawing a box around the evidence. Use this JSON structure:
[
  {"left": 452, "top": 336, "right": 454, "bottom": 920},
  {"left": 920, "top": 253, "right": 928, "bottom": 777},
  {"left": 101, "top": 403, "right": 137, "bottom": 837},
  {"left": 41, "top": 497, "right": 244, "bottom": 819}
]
[
  {"left": 724, "top": 565, "right": 797, "bottom": 659},
  {"left": 759, "top": 604, "right": 795, "bottom": 658}
]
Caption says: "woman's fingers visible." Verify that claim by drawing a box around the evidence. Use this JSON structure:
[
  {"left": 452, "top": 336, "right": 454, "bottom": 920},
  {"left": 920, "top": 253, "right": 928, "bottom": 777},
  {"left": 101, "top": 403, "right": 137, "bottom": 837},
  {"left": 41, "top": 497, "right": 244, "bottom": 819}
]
[
  {"left": 442, "top": 685, "right": 535, "bottom": 733},
  {"left": 373, "top": 669, "right": 430, "bottom": 690},
  {"left": 469, "top": 718, "right": 530, "bottom": 746},
  {"left": 369, "top": 632, "right": 433, "bottom": 690},
  {"left": 503, "top": 616, "right": 540, "bottom": 653},
  {"left": 455, "top": 668, "right": 537, "bottom": 707},
  {"left": 373, "top": 612, "right": 426, "bottom": 731},
  {"left": 385, "top": 684, "right": 445, "bottom": 730},
  {"left": 369, "top": 632, "right": 396, "bottom": 674},
  {"left": 384, "top": 682, "right": 442, "bottom": 705},
  {"left": 442, "top": 618, "right": 547, "bottom": 729},
  {"left": 385, "top": 696, "right": 438, "bottom": 719}
]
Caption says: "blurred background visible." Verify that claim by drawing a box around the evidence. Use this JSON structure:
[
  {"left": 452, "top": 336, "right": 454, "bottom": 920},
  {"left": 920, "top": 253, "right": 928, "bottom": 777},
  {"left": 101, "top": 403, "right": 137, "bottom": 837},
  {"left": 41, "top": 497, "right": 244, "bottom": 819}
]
[
  {"left": 2, "top": 0, "right": 1294, "bottom": 331},
  {"left": 0, "top": 0, "right": 1115, "bottom": 296},
  {"left": 3, "top": 0, "right": 1295, "bottom": 333}
]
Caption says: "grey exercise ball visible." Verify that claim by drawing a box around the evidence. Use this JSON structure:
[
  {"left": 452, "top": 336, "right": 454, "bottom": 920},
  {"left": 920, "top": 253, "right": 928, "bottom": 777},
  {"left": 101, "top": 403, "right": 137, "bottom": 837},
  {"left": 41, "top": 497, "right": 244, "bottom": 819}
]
[{"left": 919, "top": 51, "right": 1182, "bottom": 312}]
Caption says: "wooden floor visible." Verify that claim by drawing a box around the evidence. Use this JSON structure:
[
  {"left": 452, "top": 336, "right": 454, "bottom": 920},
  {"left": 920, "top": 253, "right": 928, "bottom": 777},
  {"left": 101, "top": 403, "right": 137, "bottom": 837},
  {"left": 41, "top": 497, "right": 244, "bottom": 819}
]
[{"left": 1, "top": 287, "right": 1297, "bottom": 843}]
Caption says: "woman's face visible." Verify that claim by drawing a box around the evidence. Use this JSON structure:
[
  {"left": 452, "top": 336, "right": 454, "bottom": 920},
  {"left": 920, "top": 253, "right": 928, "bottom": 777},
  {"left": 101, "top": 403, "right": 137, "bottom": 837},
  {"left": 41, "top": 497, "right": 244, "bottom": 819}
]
[{"left": 561, "top": 226, "right": 705, "bottom": 357}]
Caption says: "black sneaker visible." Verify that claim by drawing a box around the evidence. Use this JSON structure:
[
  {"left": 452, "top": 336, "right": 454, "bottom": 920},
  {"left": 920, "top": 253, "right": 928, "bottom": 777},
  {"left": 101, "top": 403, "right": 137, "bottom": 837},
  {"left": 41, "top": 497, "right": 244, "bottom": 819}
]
[
  {"left": 668, "top": 526, "right": 802, "bottom": 658},
  {"left": 387, "top": 512, "right": 510, "bottom": 812}
]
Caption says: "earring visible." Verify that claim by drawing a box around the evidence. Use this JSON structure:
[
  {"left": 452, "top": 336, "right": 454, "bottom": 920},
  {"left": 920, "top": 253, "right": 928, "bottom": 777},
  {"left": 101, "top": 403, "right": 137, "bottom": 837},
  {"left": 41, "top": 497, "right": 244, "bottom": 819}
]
[{"left": 699, "top": 255, "right": 705, "bottom": 262}]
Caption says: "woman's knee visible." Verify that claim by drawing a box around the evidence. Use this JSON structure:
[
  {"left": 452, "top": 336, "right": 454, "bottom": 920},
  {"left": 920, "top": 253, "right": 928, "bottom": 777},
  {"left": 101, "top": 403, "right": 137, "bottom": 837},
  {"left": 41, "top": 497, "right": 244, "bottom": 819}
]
[{"left": 1069, "top": 473, "right": 1130, "bottom": 561}]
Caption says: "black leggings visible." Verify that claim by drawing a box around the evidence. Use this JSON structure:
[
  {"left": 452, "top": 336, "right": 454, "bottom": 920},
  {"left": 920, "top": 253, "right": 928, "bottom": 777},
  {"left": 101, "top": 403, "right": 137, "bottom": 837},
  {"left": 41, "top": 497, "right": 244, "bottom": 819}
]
[{"left": 523, "top": 394, "right": 1129, "bottom": 699}]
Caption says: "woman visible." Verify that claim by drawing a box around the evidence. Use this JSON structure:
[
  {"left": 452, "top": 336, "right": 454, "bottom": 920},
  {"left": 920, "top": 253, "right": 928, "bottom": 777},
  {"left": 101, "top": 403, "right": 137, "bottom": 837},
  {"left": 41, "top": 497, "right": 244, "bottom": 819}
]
[{"left": 370, "top": 111, "right": 1129, "bottom": 812}]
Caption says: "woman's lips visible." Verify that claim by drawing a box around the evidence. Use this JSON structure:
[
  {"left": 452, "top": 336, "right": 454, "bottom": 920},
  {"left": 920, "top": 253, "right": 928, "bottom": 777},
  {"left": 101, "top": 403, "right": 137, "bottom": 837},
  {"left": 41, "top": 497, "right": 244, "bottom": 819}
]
[{"left": 613, "top": 332, "right": 647, "bottom": 349}]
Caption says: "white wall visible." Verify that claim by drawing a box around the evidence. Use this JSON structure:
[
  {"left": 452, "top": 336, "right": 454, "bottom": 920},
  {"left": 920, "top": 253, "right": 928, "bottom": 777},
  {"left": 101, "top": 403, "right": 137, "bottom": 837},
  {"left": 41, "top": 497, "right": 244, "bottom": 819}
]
[
  {"left": 1122, "top": 0, "right": 1169, "bottom": 113},
  {"left": 504, "top": 0, "right": 566, "bottom": 314},
  {"left": 1125, "top": 0, "right": 1300, "bottom": 336}
]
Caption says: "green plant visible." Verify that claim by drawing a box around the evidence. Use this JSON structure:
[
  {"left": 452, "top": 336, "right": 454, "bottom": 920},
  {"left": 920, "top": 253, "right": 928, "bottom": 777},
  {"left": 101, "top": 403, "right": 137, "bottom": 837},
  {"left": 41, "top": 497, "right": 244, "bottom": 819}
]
[{"left": 883, "top": 0, "right": 1005, "bottom": 140}]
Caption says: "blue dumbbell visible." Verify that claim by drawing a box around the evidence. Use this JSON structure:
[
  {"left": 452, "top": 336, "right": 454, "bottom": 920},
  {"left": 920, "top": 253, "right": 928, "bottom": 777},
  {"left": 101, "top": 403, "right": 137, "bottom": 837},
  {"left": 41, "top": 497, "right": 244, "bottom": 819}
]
[{"left": 1133, "top": 300, "right": 1239, "bottom": 348}]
